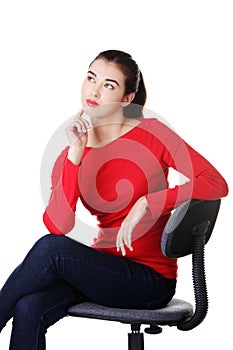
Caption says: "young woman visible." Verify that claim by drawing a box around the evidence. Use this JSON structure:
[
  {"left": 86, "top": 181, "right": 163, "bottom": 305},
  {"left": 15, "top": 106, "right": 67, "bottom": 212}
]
[{"left": 0, "top": 50, "right": 228, "bottom": 349}]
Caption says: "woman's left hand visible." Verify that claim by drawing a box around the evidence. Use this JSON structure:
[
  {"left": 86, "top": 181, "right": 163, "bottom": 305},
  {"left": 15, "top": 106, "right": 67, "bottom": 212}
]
[{"left": 116, "top": 196, "right": 149, "bottom": 256}]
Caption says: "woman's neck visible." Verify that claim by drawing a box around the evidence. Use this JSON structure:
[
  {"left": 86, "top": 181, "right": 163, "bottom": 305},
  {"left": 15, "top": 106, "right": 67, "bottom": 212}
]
[
  {"left": 89, "top": 119, "right": 125, "bottom": 147},
  {"left": 87, "top": 114, "right": 140, "bottom": 148}
]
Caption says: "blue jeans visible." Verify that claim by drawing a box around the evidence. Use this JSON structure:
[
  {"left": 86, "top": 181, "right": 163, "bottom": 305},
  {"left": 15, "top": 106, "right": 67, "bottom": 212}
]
[{"left": 0, "top": 234, "right": 176, "bottom": 349}]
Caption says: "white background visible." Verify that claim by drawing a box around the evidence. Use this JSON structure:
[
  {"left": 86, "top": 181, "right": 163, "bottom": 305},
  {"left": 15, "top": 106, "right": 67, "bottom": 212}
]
[{"left": 0, "top": 0, "right": 232, "bottom": 348}]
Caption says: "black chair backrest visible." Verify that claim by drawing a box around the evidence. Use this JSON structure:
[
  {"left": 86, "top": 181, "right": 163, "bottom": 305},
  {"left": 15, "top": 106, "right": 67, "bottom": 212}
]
[
  {"left": 161, "top": 199, "right": 221, "bottom": 259},
  {"left": 161, "top": 199, "right": 221, "bottom": 331}
]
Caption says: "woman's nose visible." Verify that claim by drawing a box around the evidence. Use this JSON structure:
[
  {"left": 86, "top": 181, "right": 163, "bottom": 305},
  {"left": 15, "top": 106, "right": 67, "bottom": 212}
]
[{"left": 91, "top": 86, "right": 100, "bottom": 98}]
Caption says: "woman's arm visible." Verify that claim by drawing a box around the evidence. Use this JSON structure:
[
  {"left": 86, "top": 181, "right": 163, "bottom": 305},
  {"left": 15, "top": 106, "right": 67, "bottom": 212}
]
[
  {"left": 43, "top": 147, "right": 81, "bottom": 235},
  {"left": 145, "top": 123, "right": 229, "bottom": 219},
  {"left": 43, "top": 110, "right": 91, "bottom": 235},
  {"left": 116, "top": 119, "right": 228, "bottom": 255}
]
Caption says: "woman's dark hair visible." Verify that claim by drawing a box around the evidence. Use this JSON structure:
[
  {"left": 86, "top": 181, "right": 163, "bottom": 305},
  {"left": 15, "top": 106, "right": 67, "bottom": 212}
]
[{"left": 90, "top": 50, "right": 147, "bottom": 118}]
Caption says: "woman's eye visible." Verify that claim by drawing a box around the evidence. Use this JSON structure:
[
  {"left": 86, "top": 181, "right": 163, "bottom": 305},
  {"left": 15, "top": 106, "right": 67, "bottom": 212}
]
[
  {"left": 87, "top": 76, "right": 95, "bottom": 83},
  {"left": 105, "top": 83, "right": 114, "bottom": 90}
]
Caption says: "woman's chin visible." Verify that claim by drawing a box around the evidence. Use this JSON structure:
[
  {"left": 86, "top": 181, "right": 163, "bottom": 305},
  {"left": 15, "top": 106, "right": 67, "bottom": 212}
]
[
  {"left": 84, "top": 102, "right": 122, "bottom": 121},
  {"left": 83, "top": 105, "right": 102, "bottom": 118}
]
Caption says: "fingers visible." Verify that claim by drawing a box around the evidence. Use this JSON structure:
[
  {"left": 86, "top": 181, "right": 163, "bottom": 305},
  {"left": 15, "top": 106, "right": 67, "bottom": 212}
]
[
  {"left": 115, "top": 197, "right": 148, "bottom": 256},
  {"left": 66, "top": 110, "right": 92, "bottom": 146},
  {"left": 116, "top": 224, "right": 133, "bottom": 256},
  {"left": 73, "top": 110, "right": 91, "bottom": 133},
  {"left": 73, "top": 119, "right": 89, "bottom": 134}
]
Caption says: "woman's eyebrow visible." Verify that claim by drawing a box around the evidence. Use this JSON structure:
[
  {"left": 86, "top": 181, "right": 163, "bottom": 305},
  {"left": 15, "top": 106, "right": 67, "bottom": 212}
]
[
  {"left": 87, "top": 70, "right": 119, "bottom": 86},
  {"left": 105, "top": 78, "right": 119, "bottom": 86},
  {"left": 87, "top": 70, "right": 96, "bottom": 77}
]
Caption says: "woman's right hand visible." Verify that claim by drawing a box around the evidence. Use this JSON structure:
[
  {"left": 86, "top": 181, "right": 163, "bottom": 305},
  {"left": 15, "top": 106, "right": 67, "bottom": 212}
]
[{"left": 66, "top": 110, "right": 91, "bottom": 165}]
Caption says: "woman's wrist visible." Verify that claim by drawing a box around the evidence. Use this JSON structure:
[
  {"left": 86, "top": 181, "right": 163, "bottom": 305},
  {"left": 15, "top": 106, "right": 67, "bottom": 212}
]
[
  {"left": 67, "top": 146, "right": 85, "bottom": 165},
  {"left": 138, "top": 196, "right": 149, "bottom": 210}
]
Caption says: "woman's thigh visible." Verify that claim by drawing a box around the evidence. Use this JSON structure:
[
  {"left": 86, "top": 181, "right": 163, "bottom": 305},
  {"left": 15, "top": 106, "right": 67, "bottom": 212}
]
[{"left": 27, "top": 234, "right": 176, "bottom": 309}]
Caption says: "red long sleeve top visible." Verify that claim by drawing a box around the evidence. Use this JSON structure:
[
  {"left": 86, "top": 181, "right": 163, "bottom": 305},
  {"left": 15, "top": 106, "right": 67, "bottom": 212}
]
[{"left": 43, "top": 118, "right": 228, "bottom": 278}]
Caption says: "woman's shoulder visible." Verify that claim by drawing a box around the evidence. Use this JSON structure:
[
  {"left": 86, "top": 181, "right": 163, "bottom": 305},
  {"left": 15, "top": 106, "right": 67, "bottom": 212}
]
[
  {"left": 137, "top": 117, "right": 185, "bottom": 150},
  {"left": 139, "top": 117, "right": 175, "bottom": 136}
]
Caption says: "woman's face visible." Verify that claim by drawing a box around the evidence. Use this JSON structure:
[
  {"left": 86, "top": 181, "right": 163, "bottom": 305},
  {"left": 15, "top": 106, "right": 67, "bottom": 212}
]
[{"left": 81, "top": 58, "right": 134, "bottom": 119}]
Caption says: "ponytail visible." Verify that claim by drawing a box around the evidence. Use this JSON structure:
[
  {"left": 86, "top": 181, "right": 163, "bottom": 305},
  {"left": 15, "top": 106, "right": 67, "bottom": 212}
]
[{"left": 124, "top": 71, "right": 147, "bottom": 118}]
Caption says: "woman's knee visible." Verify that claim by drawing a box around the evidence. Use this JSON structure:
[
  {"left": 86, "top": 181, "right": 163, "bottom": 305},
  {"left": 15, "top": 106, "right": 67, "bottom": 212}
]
[
  {"left": 34, "top": 234, "right": 67, "bottom": 249},
  {"left": 28, "top": 234, "right": 68, "bottom": 258},
  {"left": 30, "top": 234, "right": 90, "bottom": 259},
  {"left": 13, "top": 293, "right": 59, "bottom": 330},
  {"left": 13, "top": 284, "right": 75, "bottom": 330},
  {"left": 13, "top": 294, "right": 43, "bottom": 325}
]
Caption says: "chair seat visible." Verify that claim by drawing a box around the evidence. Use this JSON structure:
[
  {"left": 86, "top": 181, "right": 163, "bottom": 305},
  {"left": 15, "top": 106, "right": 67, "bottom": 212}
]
[{"left": 68, "top": 298, "right": 193, "bottom": 325}]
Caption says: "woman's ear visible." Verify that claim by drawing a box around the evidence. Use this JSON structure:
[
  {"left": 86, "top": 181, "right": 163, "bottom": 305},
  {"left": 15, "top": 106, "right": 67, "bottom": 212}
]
[{"left": 121, "top": 92, "right": 135, "bottom": 107}]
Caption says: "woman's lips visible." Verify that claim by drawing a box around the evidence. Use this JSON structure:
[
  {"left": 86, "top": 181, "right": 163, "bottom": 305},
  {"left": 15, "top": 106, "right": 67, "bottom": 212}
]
[{"left": 86, "top": 99, "right": 100, "bottom": 107}]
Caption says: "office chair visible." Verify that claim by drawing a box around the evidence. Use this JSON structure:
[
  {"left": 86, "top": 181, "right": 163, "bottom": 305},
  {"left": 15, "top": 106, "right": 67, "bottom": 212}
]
[{"left": 68, "top": 199, "right": 221, "bottom": 350}]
